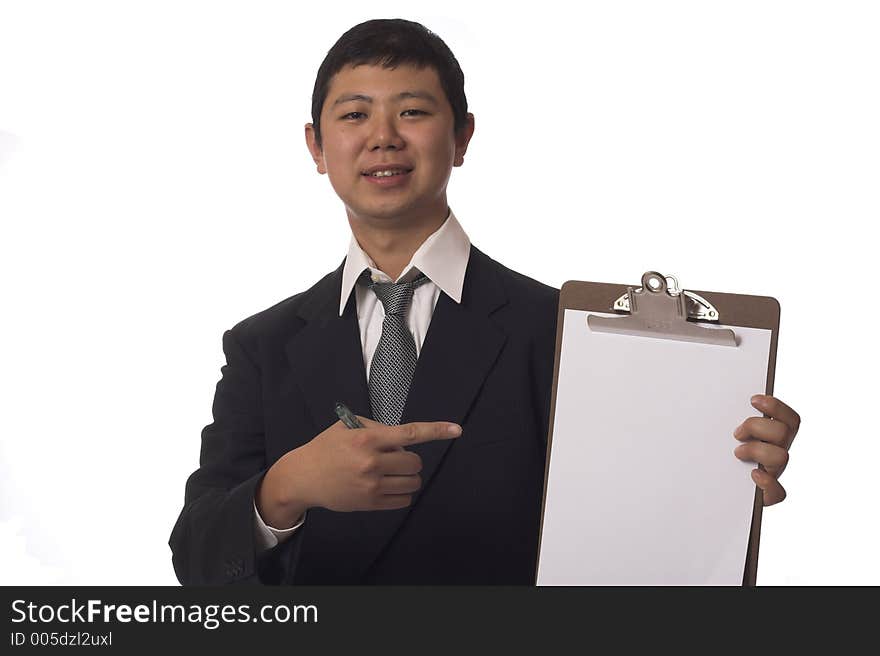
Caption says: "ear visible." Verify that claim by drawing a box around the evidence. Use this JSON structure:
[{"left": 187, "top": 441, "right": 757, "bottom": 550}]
[
  {"left": 304, "top": 123, "right": 327, "bottom": 174},
  {"left": 453, "top": 113, "right": 475, "bottom": 167}
]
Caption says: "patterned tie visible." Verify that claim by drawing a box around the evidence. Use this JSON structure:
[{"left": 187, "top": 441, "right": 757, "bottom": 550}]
[{"left": 359, "top": 269, "right": 431, "bottom": 425}]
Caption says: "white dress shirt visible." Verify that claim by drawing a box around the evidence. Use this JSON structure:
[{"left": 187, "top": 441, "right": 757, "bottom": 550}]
[{"left": 253, "top": 209, "right": 471, "bottom": 552}]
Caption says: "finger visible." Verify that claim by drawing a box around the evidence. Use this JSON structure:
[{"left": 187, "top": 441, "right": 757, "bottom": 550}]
[
  {"left": 734, "top": 441, "right": 790, "bottom": 472},
  {"left": 374, "top": 421, "right": 463, "bottom": 450},
  {"left": 378, "top": 474, "right": 422, "bottom": 495},
  {"left": 751, "top": 468, "right": 787, "bottom": 506},
  {"left": 354, "top": 416, "right": 392, "bottom": 432},
  {"left": 374, "top": 450, "right": 423, "bottom": 476},
  {"left": 734, "top": 416, "right": 791, "bottom": 447},
  {"left": 751, "top": 395, "right": 801, "bottom": 440},
  {"left": 343, "top": 417, "right": 405, "bottom": 453}
]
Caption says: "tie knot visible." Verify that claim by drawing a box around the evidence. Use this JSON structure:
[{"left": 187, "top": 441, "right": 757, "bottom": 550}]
[{"left": 359, "top": 270, "right": 430, "bottom": 316}]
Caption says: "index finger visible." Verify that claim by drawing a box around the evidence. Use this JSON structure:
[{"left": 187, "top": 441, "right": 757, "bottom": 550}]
[
  {"left": 372, "top": 421, "right": 463, "bottom": 450},
  {"left": 751, "top": 395, "right": 801, "bottom": 436}
]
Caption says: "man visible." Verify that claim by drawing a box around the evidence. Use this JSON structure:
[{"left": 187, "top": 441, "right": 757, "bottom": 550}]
[{"left": 169, "top": 19, "right": 800, "bottom": 585}]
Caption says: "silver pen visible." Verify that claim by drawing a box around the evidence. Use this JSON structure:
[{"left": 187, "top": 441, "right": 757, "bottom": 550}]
[{"left": 334, "top": 401, "right": 364, "bottom": 429}]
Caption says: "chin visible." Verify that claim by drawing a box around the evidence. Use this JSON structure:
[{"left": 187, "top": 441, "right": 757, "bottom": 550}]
[{"left": 348, "top": 201, "right": 419, "bottom": 222}]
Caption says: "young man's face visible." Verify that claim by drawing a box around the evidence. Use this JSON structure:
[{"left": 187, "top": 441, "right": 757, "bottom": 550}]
[{"left": 306, "top": 63, "right": 474, "bottom": 227}]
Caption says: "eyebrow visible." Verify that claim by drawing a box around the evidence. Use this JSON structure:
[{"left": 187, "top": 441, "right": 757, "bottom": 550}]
[{"left": 332, "top": 91, "right": 440, "bottom": 107}]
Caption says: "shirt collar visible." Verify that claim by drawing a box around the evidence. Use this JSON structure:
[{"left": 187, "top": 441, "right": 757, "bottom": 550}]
[{"left": 339, "top": 209, "right": 471, "bottom": 316}]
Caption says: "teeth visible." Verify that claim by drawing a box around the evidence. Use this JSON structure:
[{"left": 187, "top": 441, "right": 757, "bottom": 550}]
[{"left": 368, "top": 170, "right": 407, "bottom": 177}]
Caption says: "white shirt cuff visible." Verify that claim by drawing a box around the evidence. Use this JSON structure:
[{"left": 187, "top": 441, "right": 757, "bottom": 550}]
[{"left": 253, "top": 498, "right": 306, "bottom": 552}]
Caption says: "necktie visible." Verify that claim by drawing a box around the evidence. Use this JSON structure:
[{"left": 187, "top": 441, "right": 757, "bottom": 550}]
[{"left": 359, "top": 269, "right": 431, "bottom": 425}]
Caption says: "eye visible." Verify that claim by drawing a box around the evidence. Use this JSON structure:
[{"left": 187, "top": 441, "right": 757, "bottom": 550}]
[
  {"left": 341, "top": 111, "right": 366, "bottom": 120},
  {"left": 401, "top": 109, "right": 428, "bottom": 117}
]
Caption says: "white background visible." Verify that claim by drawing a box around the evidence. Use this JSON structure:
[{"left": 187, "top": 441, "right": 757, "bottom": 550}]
[{"left": 1, "top": 0, "right": 877, "bottom": 585}]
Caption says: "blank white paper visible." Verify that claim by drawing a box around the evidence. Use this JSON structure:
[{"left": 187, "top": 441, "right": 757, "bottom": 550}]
[{"left": 536, "top": 310, "right": 772, "bottom": 586}]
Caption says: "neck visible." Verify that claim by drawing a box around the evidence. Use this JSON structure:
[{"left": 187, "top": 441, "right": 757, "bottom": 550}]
[{"left": 348, "top": 206, "right": 448, "bottom": 281}]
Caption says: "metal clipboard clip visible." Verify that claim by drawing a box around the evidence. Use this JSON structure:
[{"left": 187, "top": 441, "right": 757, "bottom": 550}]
[{"left": 586, "top": 271, "right": 738, "bottom": 347}]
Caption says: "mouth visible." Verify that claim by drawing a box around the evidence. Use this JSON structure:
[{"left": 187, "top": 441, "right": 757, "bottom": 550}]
[
  {"left": 361, "top": 167, "right": 414, "bottom": 178},
  {"left": 360, "top": 165, "right": 414, "bottom": 188}
]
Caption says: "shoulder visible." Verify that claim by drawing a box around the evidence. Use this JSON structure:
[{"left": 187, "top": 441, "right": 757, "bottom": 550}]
[
  {"left": 468, "top": 246, "right": 559, "bottom": 350},
  {"left": 472, "top": 246, "right": 559, "bottom": 314},
  {"left": 226, "top": 266, "right": 339, "bottom": 346}
]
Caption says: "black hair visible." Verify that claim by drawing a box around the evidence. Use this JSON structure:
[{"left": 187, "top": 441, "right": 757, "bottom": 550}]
[{"left": 311, "top": 19, "right": 468, "bottom": 149}]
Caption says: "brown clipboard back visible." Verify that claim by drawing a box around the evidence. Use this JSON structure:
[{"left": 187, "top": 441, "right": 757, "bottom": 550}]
[{"left": 537, "top": 277, "right": 781, "bottom": 586}]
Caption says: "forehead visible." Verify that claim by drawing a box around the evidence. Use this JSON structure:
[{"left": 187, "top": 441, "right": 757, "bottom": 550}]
[{"left": 323, "top": 64, "right": 446, "bottom": 111}]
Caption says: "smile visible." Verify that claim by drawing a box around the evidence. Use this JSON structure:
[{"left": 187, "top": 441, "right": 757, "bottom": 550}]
[
  {"left": 361, "top": 168, "right": 413, "bottom": 188},
  {"left": 362, "top": 169, "right": 413, "bottom": 177}
]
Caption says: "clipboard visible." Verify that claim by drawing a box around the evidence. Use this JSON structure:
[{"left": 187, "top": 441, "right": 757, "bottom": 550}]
[{"left": 535, "top": 271, "right": 780, "bottom": 586}]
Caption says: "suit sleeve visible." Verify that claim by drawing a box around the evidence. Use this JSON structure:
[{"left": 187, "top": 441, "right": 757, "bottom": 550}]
[{"left": 169, "top": 325, "right": 304, "bottom": 585}]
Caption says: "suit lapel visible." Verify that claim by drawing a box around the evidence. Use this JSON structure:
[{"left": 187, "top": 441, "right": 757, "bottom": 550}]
[
  {"left": 399, "top": 252, "right": 509, "bottom": 495},
  {"left": 286, "top": 247, "right": 509, "bottom": 582},
  {"left": 285, "top": 265, "right": 372, "bottom": 433}
]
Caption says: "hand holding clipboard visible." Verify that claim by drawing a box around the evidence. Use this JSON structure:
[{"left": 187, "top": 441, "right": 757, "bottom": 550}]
[{"left": 536, "top": 271, "right": 799, "bottom": 586}]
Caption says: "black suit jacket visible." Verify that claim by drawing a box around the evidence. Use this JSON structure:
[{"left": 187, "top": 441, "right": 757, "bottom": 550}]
[{"left": 169, "top": 245, "right": 559, "bottom": 584}]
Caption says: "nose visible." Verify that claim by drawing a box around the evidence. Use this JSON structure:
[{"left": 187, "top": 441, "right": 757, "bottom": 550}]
[{"left": 368, "top": 111, "right": 405, "bottom": 151}]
